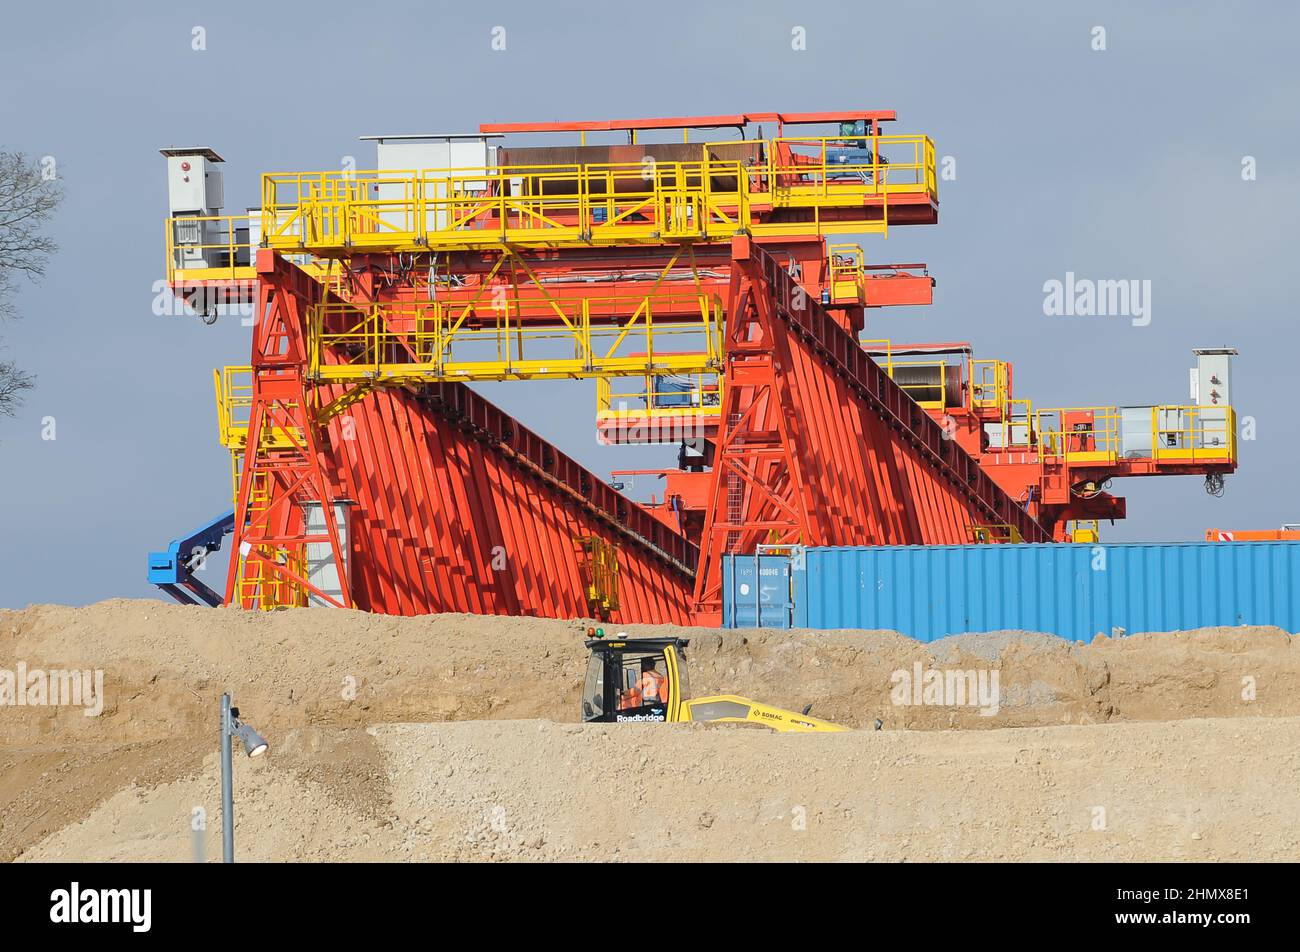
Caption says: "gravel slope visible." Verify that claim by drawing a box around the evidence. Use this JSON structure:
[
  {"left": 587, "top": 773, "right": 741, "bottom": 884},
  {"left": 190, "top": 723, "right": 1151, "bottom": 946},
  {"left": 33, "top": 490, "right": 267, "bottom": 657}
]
[
  {"left": 2, "top": 598, "right": 1298, "bottom": 861},
  {"left": 16, "top": 717, "right": 1300, "bottom": 862}
]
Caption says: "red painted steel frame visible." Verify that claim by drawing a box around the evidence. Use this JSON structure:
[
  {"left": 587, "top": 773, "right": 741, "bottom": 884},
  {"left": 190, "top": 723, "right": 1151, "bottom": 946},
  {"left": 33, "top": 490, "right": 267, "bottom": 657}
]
[
  {"left": 690, "top": 238, "right": 1050, "bottom": 622},
  {"left": 231, "top": 237, "right": 1044, "bottom": 625},
  {"left": 228, "top": 250, "right": 696, "bottom": 622}
]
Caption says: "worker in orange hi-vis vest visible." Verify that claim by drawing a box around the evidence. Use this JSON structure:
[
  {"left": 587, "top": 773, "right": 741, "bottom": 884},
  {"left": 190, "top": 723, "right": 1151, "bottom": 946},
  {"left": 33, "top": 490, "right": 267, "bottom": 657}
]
[
  {"left": 637, "top": 658, "right": 668, "bottom": 705},
  {"left": 617, "top": 686, "right": 642, "bottom": 711}
]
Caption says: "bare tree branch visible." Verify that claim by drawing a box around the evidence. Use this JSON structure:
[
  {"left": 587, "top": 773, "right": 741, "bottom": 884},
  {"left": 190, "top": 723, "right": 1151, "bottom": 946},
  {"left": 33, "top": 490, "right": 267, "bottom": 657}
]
[
  {"left": 0, "top": 150, "right": 62, "bottom": 416},
  {"left": 0, "top": 359, "right": 34, "bottom": 417}
]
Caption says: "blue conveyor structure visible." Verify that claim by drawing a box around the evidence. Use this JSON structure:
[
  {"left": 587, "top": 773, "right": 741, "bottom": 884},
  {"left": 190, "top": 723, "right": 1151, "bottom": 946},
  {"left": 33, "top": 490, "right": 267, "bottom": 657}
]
[{"left": 147, "top": 509, "right": 235, "bottom": 606}]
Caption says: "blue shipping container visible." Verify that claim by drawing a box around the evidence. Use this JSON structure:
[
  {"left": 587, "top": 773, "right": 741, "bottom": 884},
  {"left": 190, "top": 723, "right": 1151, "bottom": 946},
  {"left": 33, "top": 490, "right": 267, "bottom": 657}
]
[
  {"left": 722, "top": 553, "right": 796, "bottom": 629},
  {"left": 722, "top": 542, "right": 1300, "bottom": 642}
]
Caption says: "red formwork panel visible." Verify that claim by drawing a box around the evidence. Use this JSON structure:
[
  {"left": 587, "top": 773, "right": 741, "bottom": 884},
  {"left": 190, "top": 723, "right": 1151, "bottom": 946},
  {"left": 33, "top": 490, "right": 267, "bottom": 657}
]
[
  {"left": 781, "top": 338, "right": 978, "bottom": 544},
  {"left": 318, "top": 378, "right": 696, "bottom": 625}
]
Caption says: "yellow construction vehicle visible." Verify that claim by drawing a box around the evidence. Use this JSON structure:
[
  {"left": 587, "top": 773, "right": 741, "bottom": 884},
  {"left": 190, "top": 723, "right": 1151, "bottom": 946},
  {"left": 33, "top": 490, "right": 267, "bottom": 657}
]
[{"left": 581, "top": 636, "right": 846, "bottom": 733}]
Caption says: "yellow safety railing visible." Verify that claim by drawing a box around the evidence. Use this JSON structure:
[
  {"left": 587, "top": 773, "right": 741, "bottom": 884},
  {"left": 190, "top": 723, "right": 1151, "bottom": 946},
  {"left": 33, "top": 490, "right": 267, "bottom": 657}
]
[
  {"left": 237, "top": 541, "right": 308, "bottom": 610},
  {"left": 596, "top": 373, "right": 722, "bottom": 415},
  {"left": 214, "top": 366, "right": 250, "bottom": 448},
  {"left": 1068, "top": 519, "right": 1101, "bottom": 543},
  {"left": 891, "top": 358, "right": 951, "bottom": 410},
  {"left": 231, "top": 465, "right": 304, "bottom": 607},
  {"left": 574, "top": 536, "right": 620, "bottom": 616},
  {"left": 827, "top": 243, "right": 865, "bottom": 304},
  {"left": 1035, "top": 405, "right": 1237, "bottom": 464},
  {"left": 860, "top": 338, "right": 894, "bottom": 374},
  {"left": 1007, "top": 398, "right": 1034, "bottom": 447},
  {"left": 263, "top": 160, "right": 750, "bottom": 252},
  {"left": 213, "top": 366, "right": 305, "bottom": 451},
  {"left": 166, "top": 214, "right": 344, "bottom": 292},
  {"left": 969, "top": 359, "right": 1010, "bottom": 413},
  {"left": 967, "top": 524, "right": 1025, "bottom": 544},
  {"left": 260, "top": 134, "right": 936, "bottom": 253},
  {"left": 594, "top": 373, "right": 721, "bottom": 444},
  {"left": 750, "top": 133, "right": 935, "bottom": 203},
  {"left": 861, "top": 339, "right": 959, "bottom": 409},
  {"left": 862, "top": 340, "right": 965, "bottom": 411},
  {"left": 307, "top": 291, "right": 725, "bottom": 383},
  {"left": 1035, "top": 407, "right": 1124, "bottom": 462},
  {"left": 980, "top": 397, "right": 1034, "bottom": 451},
  {"left": 1153, "top": 405, "right": 1238, "bottom": 462},
  {"left": 165, "top": 214, "right": 254, "bottom": 284}
]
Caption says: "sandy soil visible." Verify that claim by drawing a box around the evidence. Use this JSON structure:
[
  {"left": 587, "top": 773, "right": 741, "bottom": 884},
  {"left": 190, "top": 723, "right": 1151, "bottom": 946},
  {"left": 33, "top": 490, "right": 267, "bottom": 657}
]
[
  {"left": 2, "top": 599, "right": 1298, "bottom": 861},
  {"left": 15, "top": 718, "right": 1300, "bottom": 862}
]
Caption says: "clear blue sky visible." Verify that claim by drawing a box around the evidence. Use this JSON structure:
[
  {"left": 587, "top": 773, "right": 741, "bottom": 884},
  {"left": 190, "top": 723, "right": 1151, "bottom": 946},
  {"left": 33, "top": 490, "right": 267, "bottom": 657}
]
[{"left": 1, "top": 0, "right": 1295, "bottom": 607}]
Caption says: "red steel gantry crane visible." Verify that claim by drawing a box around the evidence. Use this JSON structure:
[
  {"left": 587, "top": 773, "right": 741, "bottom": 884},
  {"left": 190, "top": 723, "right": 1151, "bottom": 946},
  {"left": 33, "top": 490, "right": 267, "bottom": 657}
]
[{"left": 156, "top": 110, "right": 1236, "bottom": 624}]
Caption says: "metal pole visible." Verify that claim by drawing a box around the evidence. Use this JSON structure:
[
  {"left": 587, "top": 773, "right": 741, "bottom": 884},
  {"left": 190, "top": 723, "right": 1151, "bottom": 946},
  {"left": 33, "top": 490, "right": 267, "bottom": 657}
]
[{"left": 220, "top": 692, "right": 234, "bottom": 863}]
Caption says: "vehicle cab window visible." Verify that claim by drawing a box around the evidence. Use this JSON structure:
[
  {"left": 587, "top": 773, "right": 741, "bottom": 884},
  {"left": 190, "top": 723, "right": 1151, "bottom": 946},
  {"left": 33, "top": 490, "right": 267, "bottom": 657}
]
[
  {"left": 615, "top": 652, "right": 669, "bottom": 721},
  {"left": 582, "top": 640, "right": 683, "bottom": 724},
  {"left": 580, "top": 652, "right": 605, "bottom": 721}
]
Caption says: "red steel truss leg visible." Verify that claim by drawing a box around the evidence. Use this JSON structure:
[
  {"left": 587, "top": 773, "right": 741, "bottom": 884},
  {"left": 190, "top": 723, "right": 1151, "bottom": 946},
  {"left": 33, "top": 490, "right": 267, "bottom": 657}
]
[
  {"left": 691, "top": 258, "right": 819, "bottom": 622},
  {"left": 223, "top": 251, "right": 352, "bottom": 609}
]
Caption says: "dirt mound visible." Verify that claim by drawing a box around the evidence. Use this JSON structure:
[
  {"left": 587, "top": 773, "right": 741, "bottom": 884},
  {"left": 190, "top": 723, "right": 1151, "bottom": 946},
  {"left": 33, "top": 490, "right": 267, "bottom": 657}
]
[
  {"left": 2, "top": 600, "right": 1296, "bottom": 749},
  {"left": 16, "top": 717, "right": 1300, "bottom": 862},
  {"left": 3, "top": 598, "right": 1298, "bottom": 861}
]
